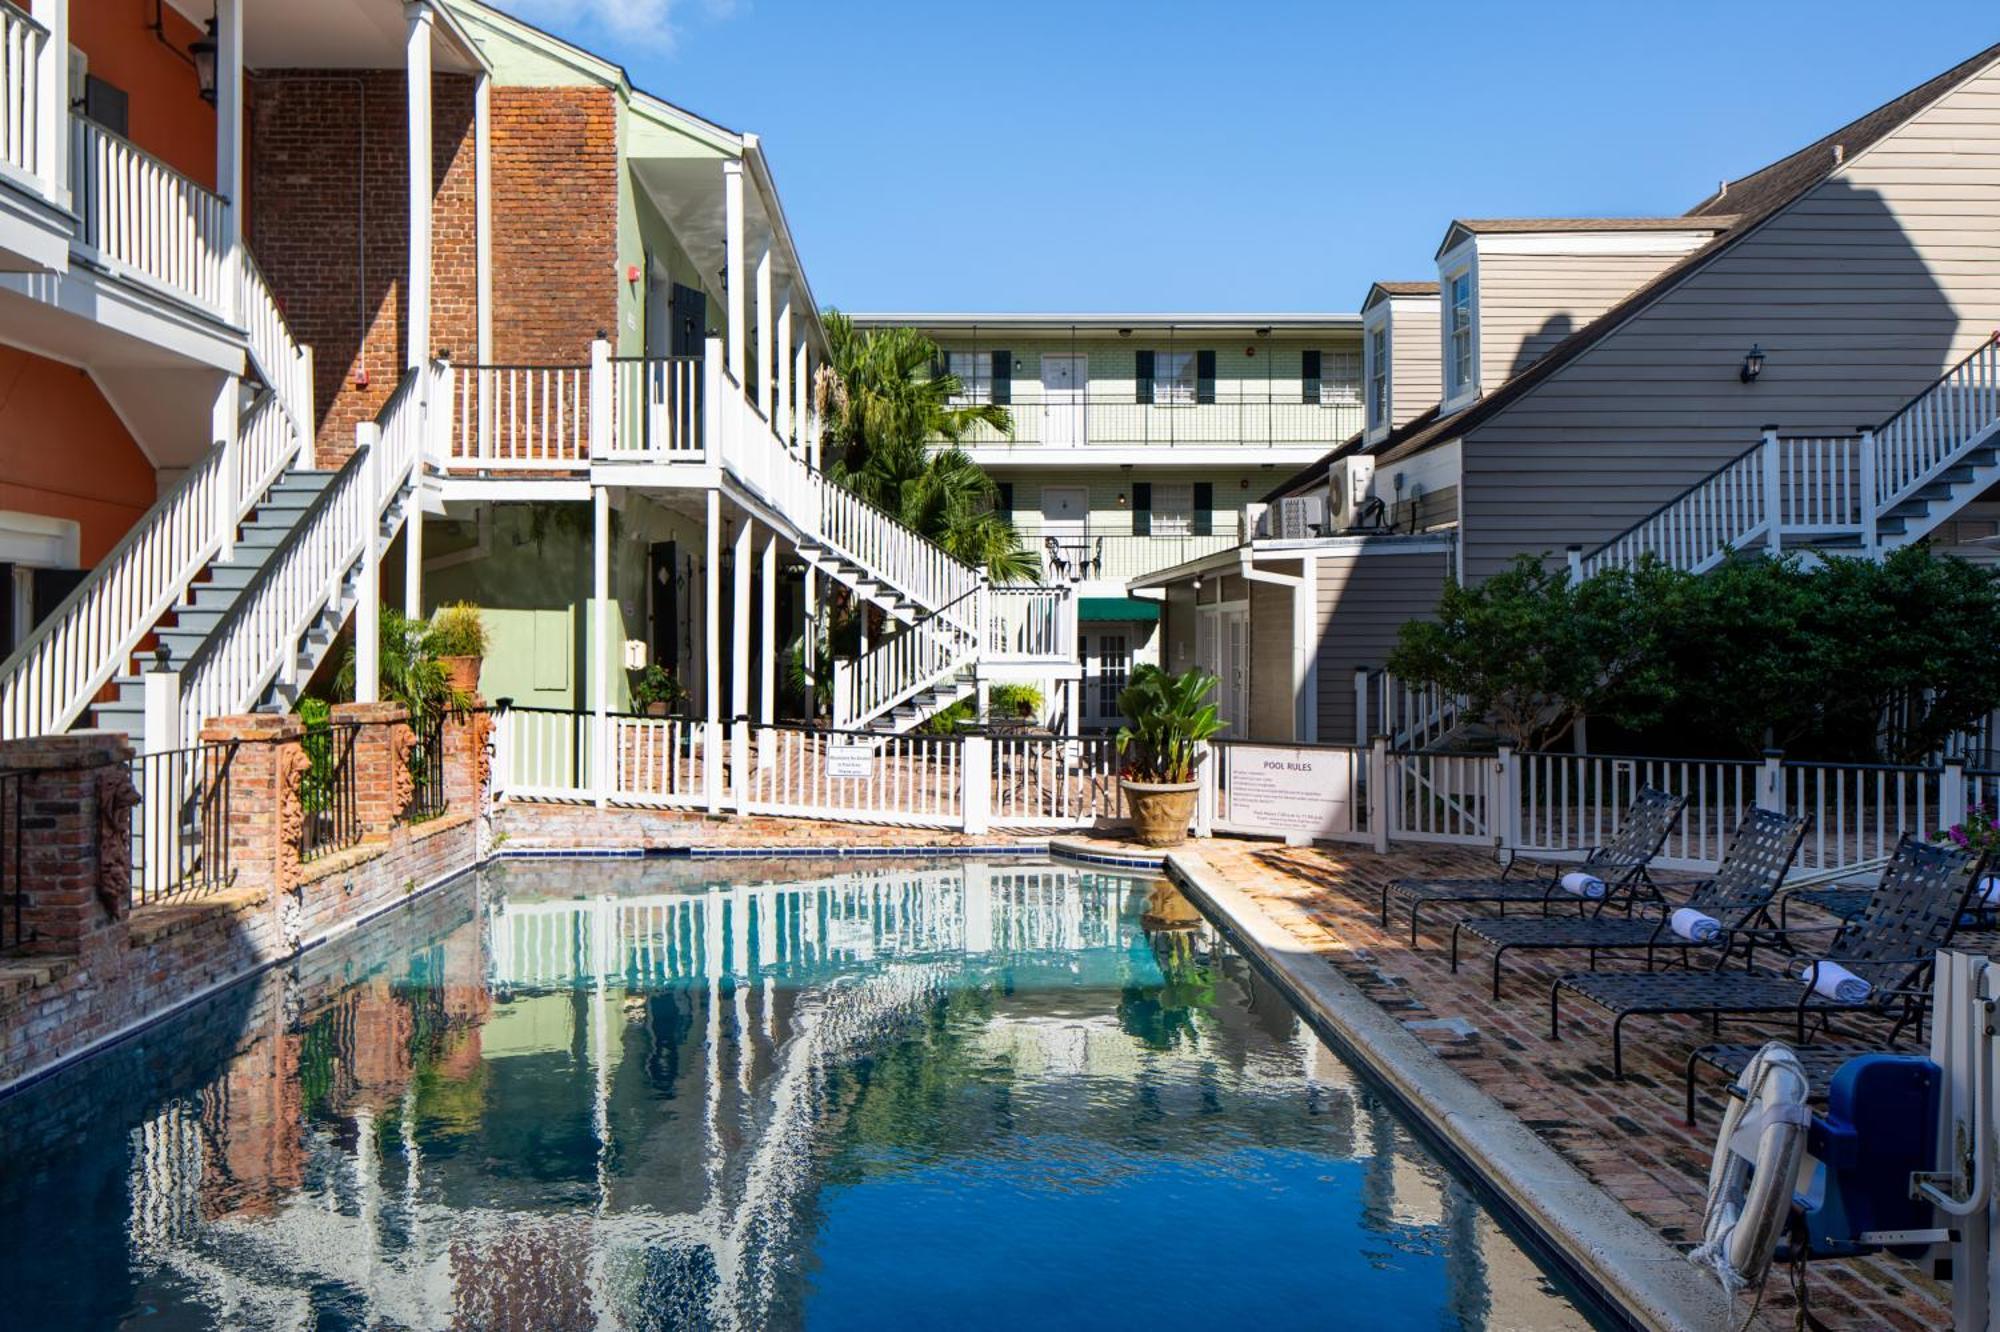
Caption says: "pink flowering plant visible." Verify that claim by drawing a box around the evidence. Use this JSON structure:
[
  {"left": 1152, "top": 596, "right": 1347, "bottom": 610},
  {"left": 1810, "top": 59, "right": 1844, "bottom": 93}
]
[{"left": 1940, "top": 799, "right": 2000, "bottom": 858}]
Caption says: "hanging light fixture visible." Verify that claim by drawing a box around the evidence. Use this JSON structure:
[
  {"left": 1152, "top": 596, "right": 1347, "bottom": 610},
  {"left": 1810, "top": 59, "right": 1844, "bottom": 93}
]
[
  {"left": 1739, "top": 344, "right": 1765, "bottom": 384},
  {"left": 189, "top": 19, "right": 219, "bottom": 104}
]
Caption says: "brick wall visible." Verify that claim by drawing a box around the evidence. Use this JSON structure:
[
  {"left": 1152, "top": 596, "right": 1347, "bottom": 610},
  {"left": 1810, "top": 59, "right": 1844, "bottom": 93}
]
[
  {"left": 490, "top": 85, "right": 619, "bottom": 363},
  {"left": 247, "top": 71, "right": 477, "bottom": 466}
]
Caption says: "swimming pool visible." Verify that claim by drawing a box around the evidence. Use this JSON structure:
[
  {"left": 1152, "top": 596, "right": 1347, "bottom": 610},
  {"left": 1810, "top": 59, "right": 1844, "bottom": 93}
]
[{"left": 0, "top": 857, "right": 1600, "bottom": 1329}]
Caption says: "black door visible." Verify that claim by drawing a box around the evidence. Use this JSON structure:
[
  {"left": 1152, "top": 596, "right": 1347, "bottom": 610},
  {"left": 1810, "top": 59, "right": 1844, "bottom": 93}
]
[
  {"left": 648, "top": 541, "right": 679, "bottom": 677},
  {"left": 671, "top": 284, "right": 706, "bottom": 359}
]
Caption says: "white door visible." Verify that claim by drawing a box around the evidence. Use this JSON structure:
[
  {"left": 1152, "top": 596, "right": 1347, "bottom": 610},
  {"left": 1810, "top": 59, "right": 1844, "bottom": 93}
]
[
  {"left": 1225, "top": 611, "right": 1249, "bottom": 737},
  {"left": 1040, "top": 486, "right": 1088, "bottom": 581},
  {"left": 1041, "top": 353, "right": 1087, "bottom": 447}
]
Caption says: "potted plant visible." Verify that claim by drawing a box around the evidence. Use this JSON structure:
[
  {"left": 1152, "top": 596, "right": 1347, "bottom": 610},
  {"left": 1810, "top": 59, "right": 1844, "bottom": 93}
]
[
  {"left": 429, "top": 602, "right": 487, "bottom": 697},
  {"left": 1115, "top": 665, "right": 1225, "bottom": 847},
  {"left": 629, "top": 663, "right": 688, "bottom": 718}
]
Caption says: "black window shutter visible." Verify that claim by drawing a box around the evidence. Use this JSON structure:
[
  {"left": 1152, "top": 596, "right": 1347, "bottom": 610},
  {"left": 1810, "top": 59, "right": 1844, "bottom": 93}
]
[
  {"left": 1131, "top": 482, "right": 1152, "bottom": 536},
  {"left": 930, "top": 352, "right": 946, "bottom": 382},
  {"left": 1301, "top": 349, "right": 1321, "bottom": 404},
  {"left": 991, "top": 350, "right": 1011, "bottom": 405},
  {"left": 996, "top": 482, "right": 1013, "bottom": 519},
  {"left": 1196, "top": 350, "right": 1216, "bottom": 404},
  {"left": 1192, "top": 482, "right": 1214, "bottom": 536},
  {"left": 1135, "top": 350, "right": 1155, "bottom": 405}
]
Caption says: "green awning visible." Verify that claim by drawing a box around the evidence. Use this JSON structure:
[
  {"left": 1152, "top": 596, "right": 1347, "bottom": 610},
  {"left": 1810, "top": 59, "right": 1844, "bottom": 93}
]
[{"left": 1078, "top": 596, "right": 1161, "bottom": 623}]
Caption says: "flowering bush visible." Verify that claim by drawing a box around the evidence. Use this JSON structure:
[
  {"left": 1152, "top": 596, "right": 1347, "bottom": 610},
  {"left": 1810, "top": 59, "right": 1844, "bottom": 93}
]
[{"left": 1940, "top": 800, "right": 2000, "bottom": 858}]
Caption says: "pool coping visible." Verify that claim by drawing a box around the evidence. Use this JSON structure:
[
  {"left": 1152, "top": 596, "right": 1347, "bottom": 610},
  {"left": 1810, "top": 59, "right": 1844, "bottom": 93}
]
[{"left": 1165, "top": 850, "right": 1733, "bottom": 1332}]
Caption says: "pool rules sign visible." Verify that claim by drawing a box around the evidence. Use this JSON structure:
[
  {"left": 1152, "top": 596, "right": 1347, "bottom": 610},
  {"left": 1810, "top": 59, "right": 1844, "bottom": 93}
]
[{"left": 1225, "top": 745, "right": 1353, "bottom": 838}]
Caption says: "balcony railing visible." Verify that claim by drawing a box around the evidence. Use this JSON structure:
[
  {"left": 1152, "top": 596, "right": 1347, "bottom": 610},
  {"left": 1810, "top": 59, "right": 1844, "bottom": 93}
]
[
  {"left": 945, "top": 391, "right": 1363, "bottom": 449},
  {"left": 72, "top": 116, "right": 227, "bottom": 310},
  {"left": 0, "top": 1, "right": 48, "bottom": 184},
  {"left": 1012, "top": 527, "right": 1240, "bottom": 583}
]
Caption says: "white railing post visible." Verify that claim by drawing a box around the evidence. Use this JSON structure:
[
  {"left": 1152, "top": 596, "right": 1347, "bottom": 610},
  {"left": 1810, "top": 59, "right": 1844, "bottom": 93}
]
[
  {"left": 142, "top": 659, "right": 181, "bottom": 758},
  {"left": 1757, "top": 748, "right": 1786, "bottom": 814},
  {"left": 1760, "top": 426, "right": 1782, "bottom": 554},
  {"left": 1493, "top": 744, "right": 1520, "bottom": 854},
  {"left": 354, "top": 423, "right": 380, "bottom": 703},
  {"left": 1352, "top": 667, "right": 1368, "bottom": 747},
  {"left": 588, "top": 336, "right": 611, "bottom": 461},
  {"left": 1369, "top": 734, "right": 1391, "bottom": 855},
  {"left": 703, "top": 719, "right": 724, "bottom": 813},
  {"left": 961, "top": 732, "right": 991, "bottom": 835},
  {"left": 1194, "top": 740, "right": 1216, "bottom": 838},
  {"left": 1942, "top": 756, "right": 1967, "bottom": 834},
  {"left": 1565, "top": 545, "right": 1582, "bottom": 583},
  {"left": 703, "top": 337, "right": 724, "bottom": 466},
  {"left": 731, "top": 717, "right": 750, "bottom": 814},
  {"left": 430, "top": 353, "right": 454, "bottom": 468},
  {"left": 1857, "top": 426, "right": 1878, "bottom": 556},
  {"left": 29, "top": 0, "right": 64, "bottom": 202}
]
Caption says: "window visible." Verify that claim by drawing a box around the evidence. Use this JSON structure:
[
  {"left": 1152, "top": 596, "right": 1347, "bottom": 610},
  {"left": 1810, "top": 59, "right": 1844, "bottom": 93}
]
[
  {"left": 1322, "top": 350, "right": 1362, "bottom": 406},
  {"left": 1368, "top": 326, "right": 1390, "bottom": 427},
  {"left": 1095, "top": 635, "right": 1130, "bottom": 721},
  {"left": 1154, "top": 351, "right": 1196, "bottom": 405},
  {"left": 1150, "top": 482, "right": 1194, "bottom": 537},
  {"left": 1447, "top": 270, "right": 1474, "bottom": 397},
  {"left": 946, "top": 350, "right": 991, "bottom": 405}
]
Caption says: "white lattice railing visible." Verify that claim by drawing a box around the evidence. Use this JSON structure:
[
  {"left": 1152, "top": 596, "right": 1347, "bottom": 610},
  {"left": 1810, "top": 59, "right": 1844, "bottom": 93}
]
[
  {"left": 72, "top": 117, "right": 226, "bottom": 310},
  {"left": 0, "top": 1, "right": 47, "bottom": 183}
]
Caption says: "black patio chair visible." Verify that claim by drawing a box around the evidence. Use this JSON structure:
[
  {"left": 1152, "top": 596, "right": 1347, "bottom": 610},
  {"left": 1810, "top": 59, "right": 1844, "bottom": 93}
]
[
  {"left": 1681, "top": 1038, "right": 1924, "bottom": 1125},
  {"left": 1449, "top": 808, "right": 1808, "bottom": 999},
  {"left": 1549, "top": 834, "right": 1982, "bottom": 1078},
  {"left": 1043, "top": 537, "right": 1069, "bottom": 581},
  {"left": 1381, "top": 786, "right": 1687, "bottom": 946}
]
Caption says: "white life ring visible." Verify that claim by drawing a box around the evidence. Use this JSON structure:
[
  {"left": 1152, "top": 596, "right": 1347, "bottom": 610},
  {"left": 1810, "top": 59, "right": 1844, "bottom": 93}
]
[{"left": 1690, "top": 1041, "right": 1813, "bottom": 1299}]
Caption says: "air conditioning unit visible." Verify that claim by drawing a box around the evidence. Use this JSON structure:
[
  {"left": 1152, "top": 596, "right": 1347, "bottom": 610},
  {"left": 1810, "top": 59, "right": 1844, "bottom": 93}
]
[
  {"left": 1274, "top": 494, "right": 1326, "bottom": 540},
  {"left": 1327, "top": 455, "right": 1377, "bottom": 526}
]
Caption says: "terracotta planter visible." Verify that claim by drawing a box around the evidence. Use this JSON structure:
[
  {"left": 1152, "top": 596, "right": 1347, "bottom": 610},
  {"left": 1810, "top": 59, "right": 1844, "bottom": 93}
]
[
  {"left": 644, "top": 701, "right": 669, "bottom": 718},
  {"left": 1122, "top": 779, "right": 1199, "bottom": 848},
  {"left": 441, "top": 655, "right": 481, "bottom": 696}
]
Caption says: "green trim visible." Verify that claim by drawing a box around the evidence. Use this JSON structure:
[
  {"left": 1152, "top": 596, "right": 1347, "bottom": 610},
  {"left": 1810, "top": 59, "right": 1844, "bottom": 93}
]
[{"left": 1078, "top": 596, "right": 1161, "bottom": 623}]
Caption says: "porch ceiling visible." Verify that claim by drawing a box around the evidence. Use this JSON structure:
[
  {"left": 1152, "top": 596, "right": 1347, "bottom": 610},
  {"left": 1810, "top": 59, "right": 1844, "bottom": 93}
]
[
  {"left": 165, "top": 0, "right": 483, "bottom": 74},
  {"left": 630, "top": 157, "right": 808, "bottom": 322}
]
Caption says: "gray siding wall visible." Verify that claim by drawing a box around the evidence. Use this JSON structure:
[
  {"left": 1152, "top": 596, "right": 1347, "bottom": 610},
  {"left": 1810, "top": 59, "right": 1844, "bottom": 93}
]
[
  {"left": 1313, "top": 551, "right": 1450, "bottom": 745},
  {"left": 1391, "top": 299, "right": 1442, "bottom": 428},
  {"left": 1461, "top": 58, "right": 2000, "bottom": 581},
  {"left": 1248, "top": 572, "right": 1298, "bottom": 741},
  {"left": 1162, "top": 584, "right": 1197, "bottom": 674},
  {"left": 1476, "top": 246, "right": 1704, "bottom": 388}
]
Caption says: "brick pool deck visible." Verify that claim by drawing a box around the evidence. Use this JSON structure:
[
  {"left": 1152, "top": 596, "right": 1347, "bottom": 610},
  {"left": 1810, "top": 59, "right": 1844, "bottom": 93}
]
[{"left": 1174, "top": 837, "right": 1949, "bottom": 1332}]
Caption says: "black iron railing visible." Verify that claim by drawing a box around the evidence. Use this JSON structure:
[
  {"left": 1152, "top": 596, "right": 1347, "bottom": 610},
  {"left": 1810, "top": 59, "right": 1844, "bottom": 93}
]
[
  {"left": 130, "top": 742, "right": 237, "bottom": 906},
  {"left": 299, "top": 722, "right": 360, "bottom": 863},
  {"left": 405, "top": 715, "right": 448, "bottom": 823}
]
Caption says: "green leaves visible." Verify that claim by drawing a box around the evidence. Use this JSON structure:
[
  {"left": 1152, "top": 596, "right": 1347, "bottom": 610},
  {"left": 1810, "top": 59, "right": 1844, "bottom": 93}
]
[{"left": 1114, "top": 665, "right": 1225, "bottom": 784}]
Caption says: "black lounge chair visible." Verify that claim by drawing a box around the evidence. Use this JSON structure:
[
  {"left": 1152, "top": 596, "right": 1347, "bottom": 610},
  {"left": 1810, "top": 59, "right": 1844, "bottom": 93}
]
[
  {"left": 1381, "top": 786, "right": 1686, "bottom": 946},
  {"left": 1548, "top": 834, "right": 1982, "bottom": 1078},
  {"left": 1448, "top": 808, "right": 1808, "bottom": 999},
  {"left": 1681, "top": 1040, "right": 1921, "bottom": 1125}
]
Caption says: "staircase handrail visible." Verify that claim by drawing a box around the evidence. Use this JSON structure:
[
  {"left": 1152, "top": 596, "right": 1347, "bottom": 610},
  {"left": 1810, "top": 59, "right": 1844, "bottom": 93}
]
[
  {"left": 1576, "top": 439, "right": 1765, "bottom": 576},
  {"left": 0, "top": 439, "right": 230, "bottom": 738},
  {"left": 1871, "top": 329, "right": 2000, "bottom": 437},
  {"left": 831, "top": 586, "right": 981, "bottom": 730},
  {"left": 1871, "top": 331, "right": 2000, "bottom": 511},
  {"left": 237, "top": 247, "right": 313, "bottom": 449}
]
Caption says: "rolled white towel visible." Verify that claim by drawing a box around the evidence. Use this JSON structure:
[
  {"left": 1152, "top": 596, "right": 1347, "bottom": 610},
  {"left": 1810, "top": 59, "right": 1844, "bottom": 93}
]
[
  {"left": 1799, "top": 960, "right": 1871, "bottom": 1004},
  {"left": 1978, "top": 876, "right": 2000, "bottom": 910},
  {"left": 1669, "top": 907, "right": 1722, "bottom": 943},
  {"left": 1559, "top": 871, "right": 1607, "bottom": 899}
]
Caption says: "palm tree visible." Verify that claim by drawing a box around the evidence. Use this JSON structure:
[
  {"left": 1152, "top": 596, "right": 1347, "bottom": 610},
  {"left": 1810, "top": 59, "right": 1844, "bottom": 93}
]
[{"left": 813, "top": 311, "right": 1036, "bottom": 582}]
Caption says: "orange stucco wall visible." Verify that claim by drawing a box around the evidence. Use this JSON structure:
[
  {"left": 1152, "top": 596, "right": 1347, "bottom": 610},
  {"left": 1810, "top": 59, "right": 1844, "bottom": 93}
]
[
  {"left": 70, "top": 0, "right": 217, "bottom": 190},
  {"left": 0, "top": 348, "right": 155, "bottom": 566}
]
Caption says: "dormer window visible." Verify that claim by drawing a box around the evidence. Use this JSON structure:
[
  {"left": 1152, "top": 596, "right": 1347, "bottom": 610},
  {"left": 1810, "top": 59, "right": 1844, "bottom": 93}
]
[
  {"left": 1446, "top": 270, "right": 1475, "bottom": 399},
  {"left": 1367, "top": 325, "right": 1390, "bottom": 429}
]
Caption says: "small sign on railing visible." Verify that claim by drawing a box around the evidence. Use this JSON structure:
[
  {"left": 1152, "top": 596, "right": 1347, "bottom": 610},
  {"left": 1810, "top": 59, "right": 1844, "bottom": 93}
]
[
  {"left": 1225, "top": 744, "right": 1353, "bottom": 837},
  {"left": 825, "top": 742, "right": 873, "bottom": 780}
]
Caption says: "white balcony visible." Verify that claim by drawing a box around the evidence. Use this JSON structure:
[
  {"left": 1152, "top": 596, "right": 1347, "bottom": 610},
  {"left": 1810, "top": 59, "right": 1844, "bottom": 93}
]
[
  {"left": 1015, "top": 526, "right": 1241, "bottom": 585},
  {"left": 0, "top": 0, "right": 68, "bottom": 273},
  {"left": 943, "top": 391, "right": 1364, "bottom": 466}
]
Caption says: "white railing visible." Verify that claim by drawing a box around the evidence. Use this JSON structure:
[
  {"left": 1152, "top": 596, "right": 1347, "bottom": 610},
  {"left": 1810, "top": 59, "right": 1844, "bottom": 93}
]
[
  {"left": 1776, "top": 434, "right": 1862, "bottom": 534},
  {"left": 72, "top": 117, "right": 226, "bottom": 310},
  {"left": 448, "top": 363, "right": 591, "bottom": 469},
  {"left": 832, "top": 598, "right": 976, "bottom": 731},
  {"left": 989, "top": 734, "right": 1121, "bottom": 828},
  {"left": 812, "top": 460, "right": 983, "bottom": 627},
  {"left": 1357, "top": 669, "right": 1461, "bottom": 750},
  {"left": 0, "top": 1, "right": 46, "bottom": 183},
  {"left": 987, "top": 585, "right": 1076, "bottom": 660},
  {"left": 613, "top": 714, "right": 705, "bottom": 807},
  {"left": 1019, "top": 529, "right": 1240, "bottom": 584},
  {"left": 1875, "top": 334, "right": 2000, "bottom": 512},
  {"left": 950, "top": 392, "right": 1364, "bottom": 450},
  {"left": 1579, "top": 443, "right": 1769, "bottom": 577},
  {"left": 1783, "top": 761, "right": 1940, "bottom": 873},
  {"left": 742, "top": 725, "right": 964, "bottom": 827},
  {"left": 501, "top": 707, "right": 595, "bottom": 801},
  {"left": 238, "top": 251, "right": 313, "bottom": 445},
  {"left": 1387, "top": 750, "right": 1490, "bottom": 845},
  {"left": 1514, "top": 751, "right": 1761, "bottom": 870},
  {"left": 609, "top": 356, "right": 703, "bottom": 457}
]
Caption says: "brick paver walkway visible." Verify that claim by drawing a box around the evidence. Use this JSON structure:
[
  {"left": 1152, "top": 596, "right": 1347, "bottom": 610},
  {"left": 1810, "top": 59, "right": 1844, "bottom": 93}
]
[{"left": 1183, "top": 838, "right": 1951, "bottom": 1332}]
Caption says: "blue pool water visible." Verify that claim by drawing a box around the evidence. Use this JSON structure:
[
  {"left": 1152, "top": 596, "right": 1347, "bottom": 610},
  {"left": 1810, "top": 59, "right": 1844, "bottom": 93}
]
[{"left": 0, "top": 858, "right": 1600, "bottom": 1329}]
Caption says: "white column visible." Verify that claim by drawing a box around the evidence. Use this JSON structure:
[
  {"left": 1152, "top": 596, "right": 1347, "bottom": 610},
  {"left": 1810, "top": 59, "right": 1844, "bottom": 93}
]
[
  {"left": 405, "top": 2, "right": 435, "bottom": 371},
  {"left": 722, "top": 161, "right": 746, "bottom": 386},
  {"left": 705, "top": 490, "right": 722, "bottom": 724},
  {"left": 1760, "top": 425, "right": 1781, "bottom": 555},
  {"left": 775, "top": 290, "right": 794, "bottom": 444},
  {"left": 759, "top": 529, "right": 776, "bottom": 730},
  {"left": 592, "top": 485, "right": 611, "bottom": 807},
  {"left": 28, "top": 0, "right": 65, "bottom": 202},
  {"left": 355, "top": 424, "right": 382, "bottom": 702},
  {"left": 732, "top": 516, "right": 752, "bottom": 718},
  {"left": 754, "top": 241, "right": 774, "bottom": 419},
  {"left": 214, "top": 0, "right": 244, "bottom": 322},
  {"left": 474, "top": 72, "right": 493, "bottom": 364},
  {"left": 792, "top": 339, "right": 811, "bottom": 455},
  {"left": 212, "top": 375, "right": 240, "bottom": 562},
  {"left": 403, "top": 486, "right": 423, "bottom": 616}
]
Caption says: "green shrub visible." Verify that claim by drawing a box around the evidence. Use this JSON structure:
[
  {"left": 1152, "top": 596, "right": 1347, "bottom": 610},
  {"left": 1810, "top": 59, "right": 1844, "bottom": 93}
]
[{"left": 428, "top": 602, "right": 487, "bottom": 657}]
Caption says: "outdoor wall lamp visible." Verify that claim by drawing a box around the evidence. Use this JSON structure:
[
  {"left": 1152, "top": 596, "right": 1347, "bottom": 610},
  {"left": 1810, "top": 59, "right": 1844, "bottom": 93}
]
[
  {"left": 1740, "top": 344, "right": 1765, "bottom": 384},
  {"left": 189, "top": 21, "right": 219, "bottom": 105}
]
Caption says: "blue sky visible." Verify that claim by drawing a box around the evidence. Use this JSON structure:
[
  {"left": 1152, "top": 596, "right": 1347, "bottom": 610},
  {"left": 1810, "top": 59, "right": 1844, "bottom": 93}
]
[{"left": 494, "top": 0, "right": 1996, "bottom": 315}]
